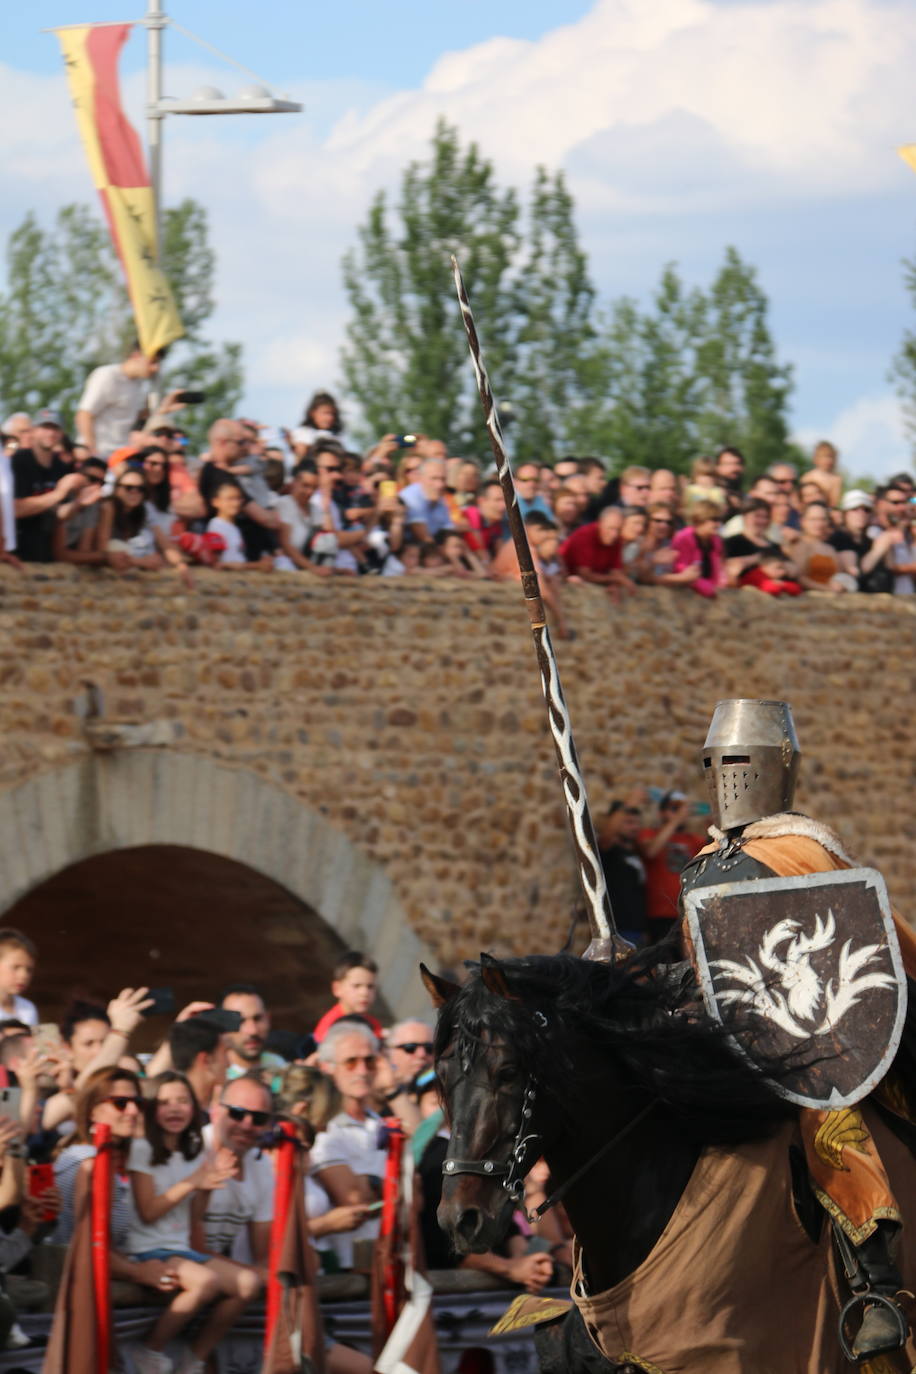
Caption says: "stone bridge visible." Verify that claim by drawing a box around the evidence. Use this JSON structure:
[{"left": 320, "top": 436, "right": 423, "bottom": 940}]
[{"left": 0, "top": 568, "right": 913, "bottom": 1035}]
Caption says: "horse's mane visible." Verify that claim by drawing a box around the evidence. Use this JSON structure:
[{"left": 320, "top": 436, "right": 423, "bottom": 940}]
[{"left": 435, "top": 945, "right": 797, "bottom": 1146}]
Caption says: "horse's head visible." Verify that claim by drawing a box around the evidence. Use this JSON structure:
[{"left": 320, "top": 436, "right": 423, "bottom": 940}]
[{"left": 422, "top": 954, "right": 551, "bottom": 1254}]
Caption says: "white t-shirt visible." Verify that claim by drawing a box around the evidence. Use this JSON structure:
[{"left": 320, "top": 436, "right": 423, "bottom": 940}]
[
  {"left": 0, "top": 996, "right": 37, "bottom": 1027},
  {"left": 275, "top": 493, "right": 313, "bottom": 556},
  {"left": 206, "top": 516, "right": 247, "bottom": 564},
  {"left": 0, "top": 453, "right": 15, "bottom": 552},
  {"left": 125, "top": 1137, "right": 200, "bottom": 1255},
  {"left": 199, "top": 1123, "right": 274, "bottom": 1262},
  {"left": 310, "top": 1110, "right": 386, "bottom": 1268},
  {"left": 77, "top": 363, "right": 147, "bottom": 458}
]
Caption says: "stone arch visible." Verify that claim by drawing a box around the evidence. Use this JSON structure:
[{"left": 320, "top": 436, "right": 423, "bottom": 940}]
[{"left": 0, "top": 750, "right": 430, "bottom": 1020}]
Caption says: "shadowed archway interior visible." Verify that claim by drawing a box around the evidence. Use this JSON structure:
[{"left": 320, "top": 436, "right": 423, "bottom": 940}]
[{"left": 2, "top": 845, "right": 389, "bottom": 1049}]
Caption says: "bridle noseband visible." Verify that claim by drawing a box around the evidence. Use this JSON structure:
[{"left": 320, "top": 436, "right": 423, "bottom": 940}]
[{"left": 443, "top": 1078, "right": 541, "bottom": 1204}]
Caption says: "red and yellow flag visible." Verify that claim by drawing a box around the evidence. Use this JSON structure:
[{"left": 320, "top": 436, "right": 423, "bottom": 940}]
[{"left": 55, "top": 24, "right": 184, "bottom": 357}]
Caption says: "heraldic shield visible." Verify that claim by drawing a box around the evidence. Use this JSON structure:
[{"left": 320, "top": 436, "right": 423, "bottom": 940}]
[{"left": 684, "top": 867, "right": 907, "bottom": 1110}]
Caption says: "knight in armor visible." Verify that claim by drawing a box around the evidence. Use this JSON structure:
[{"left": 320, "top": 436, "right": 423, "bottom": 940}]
[{"left": 680, "top": 698, "right": 916, "bottom": 1360}]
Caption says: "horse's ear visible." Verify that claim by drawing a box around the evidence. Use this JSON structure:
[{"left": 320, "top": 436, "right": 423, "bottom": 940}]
[
  {"left": 420, "top": 963, "right": 460, "bottom": 1009},
  {"left": 479, "top": 951, "right": 516, "bottom": 1001}
]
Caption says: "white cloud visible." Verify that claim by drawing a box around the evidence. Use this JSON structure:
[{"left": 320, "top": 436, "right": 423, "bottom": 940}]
[
  {"left": 3, "top": 1, "right": 916, "bottom": 442},
  {"left": 795, "top": 393, "right": 912, "bottom": 481}
]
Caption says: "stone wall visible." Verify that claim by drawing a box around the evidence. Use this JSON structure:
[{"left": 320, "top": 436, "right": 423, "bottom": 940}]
[{"left": 0, "top": 568, "right": 914, "bottom": 977}]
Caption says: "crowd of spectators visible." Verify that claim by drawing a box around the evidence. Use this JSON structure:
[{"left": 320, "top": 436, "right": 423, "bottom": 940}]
[
  {"left": 0, "top": 930, "right": 572, "bottom": 1372},
  {"left": 2, "top": 348, "right": 915, "bottom": 626}
]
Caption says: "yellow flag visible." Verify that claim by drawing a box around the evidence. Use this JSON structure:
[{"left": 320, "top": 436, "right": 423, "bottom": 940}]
[
  {"left": 897, "top": 145, "right": 916, "bottom": 177},
  {"left": 55, "top": 24, "right": 184, "bottom": 357}
]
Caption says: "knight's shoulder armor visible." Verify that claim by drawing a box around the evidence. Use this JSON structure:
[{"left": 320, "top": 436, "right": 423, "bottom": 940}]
[{"left": 679, "top": 835, "right": 775, "bottom": 911}]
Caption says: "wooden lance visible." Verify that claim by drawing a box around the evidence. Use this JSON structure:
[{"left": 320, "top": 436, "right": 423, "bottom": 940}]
[{"left": 451, "top": 256, "right": 631, "bottom": 963}]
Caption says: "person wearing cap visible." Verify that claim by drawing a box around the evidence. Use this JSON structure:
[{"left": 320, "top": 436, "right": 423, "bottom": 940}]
[
  {"left": 11, "top": 411, "right": 87, "bottom": 563},
  {"left": 636, "top": 791, "right": 704, "bottom": 944},
  {"left": 828, "top": 489, "right": 874, "bottom": 588}
]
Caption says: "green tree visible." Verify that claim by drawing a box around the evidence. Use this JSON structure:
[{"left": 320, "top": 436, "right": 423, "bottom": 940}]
[
  {"left": 890, "top": 248, "right": 916, "bottom": 451},
  {"left": 0, "top": 199, "right": 242, "bottom": 448},
  {"left": 341, "top": 119, "right": 520, "bottom": 451},
  {"left": 692, "top": 246, "right": 794, "bottom": 475}
]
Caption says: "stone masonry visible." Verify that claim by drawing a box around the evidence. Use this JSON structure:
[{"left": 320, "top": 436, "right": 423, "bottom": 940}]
[{"left": 0, "top": 568, "right": 914, "bottom": 991}]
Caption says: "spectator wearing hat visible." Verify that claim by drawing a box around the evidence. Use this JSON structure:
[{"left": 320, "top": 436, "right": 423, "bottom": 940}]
[
  {"left": 637, "top": 793, "right": 704, "bottom": 944},
  {"left": 12, "top": 411, "right": 87, "bottom": 563},
  {"left": 829, "top": 490, "right": 874, "bottom": 588}
]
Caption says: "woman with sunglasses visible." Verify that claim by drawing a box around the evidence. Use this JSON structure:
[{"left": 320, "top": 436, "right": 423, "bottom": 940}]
[
  {"left": 138, "top": 445, "right": 175, "bottom": 537},
  {"left": 126, "top": 1071, "right": 259, "bottom": 1374},
  {"left": 98, "top": 469, "right": 189, "bottom": 576}
]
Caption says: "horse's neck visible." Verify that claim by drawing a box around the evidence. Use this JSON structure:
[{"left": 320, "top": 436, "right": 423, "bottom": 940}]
[{"left": 547, "top": 1100, "right": 700, "bottom": 1293}]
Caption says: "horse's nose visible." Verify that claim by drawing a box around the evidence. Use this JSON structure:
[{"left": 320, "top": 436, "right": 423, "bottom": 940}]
[{"left": 455, "top": 1207, "right": 483, "bottom": 1249}]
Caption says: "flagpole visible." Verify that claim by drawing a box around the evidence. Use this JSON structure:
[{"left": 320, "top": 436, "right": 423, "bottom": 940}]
[{"left": 145, "top": 0, "right": 165, "bottom": 256}]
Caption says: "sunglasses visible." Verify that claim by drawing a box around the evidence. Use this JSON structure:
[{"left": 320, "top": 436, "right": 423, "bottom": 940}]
[
  {"left": 392, "top": 1041, "right": 433, "bottom": 1055},
  {"left": 144, "top": 459, "right": 166, "bottom": 468},
  {"left": 224, "top": 1105, "right": 271, "bottom": 1127},
  {"left": 341, "top": 1055, "right": 377, "bottom": 1071},
  {"left": 118, "top": 482, "right": 145, "bottom": 492},
  {"left": 104, "top": 1095, "right": 140, "bottom": 1110},
  {"left": 651, "top": 517, "right": 673, "bottom": 525},
  {"left": 320, "top": 465, "right": 341, "bottom": 474},
  {"left": 623, "top": 807, "right": 642, "bottom": 817}
]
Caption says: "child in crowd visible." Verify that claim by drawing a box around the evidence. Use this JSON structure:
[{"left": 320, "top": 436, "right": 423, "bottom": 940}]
[
  {"left": 0, "top": 930, "right": 37, "bottom": 1028},
  {"left": 206, "top": 482, "right": 270, "bottom": 570},
  {"left": 312, "top": 953, "right": 382, "bottom": 1043},
  {"left": 739, "top": 553, "right": 804, "bottom": 597},
  {"left": 684, "top": 455, "right": 727, "bottom": 513},
  {"left": 127, "top": 1071, "right": 260, "bottom": 1374},
  {"left": 671, "top": 501, "right": 726, "bottom": 598}
]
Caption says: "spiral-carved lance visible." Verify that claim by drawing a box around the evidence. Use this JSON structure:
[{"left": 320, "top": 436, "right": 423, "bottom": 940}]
[{"left": 451, "top": 256, "right": 625, "bottom": 959}]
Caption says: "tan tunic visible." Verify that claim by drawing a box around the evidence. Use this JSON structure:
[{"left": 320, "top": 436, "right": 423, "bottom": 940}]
[{"left": 571, "top": 1106, "right": 916, "bottom": 1373}]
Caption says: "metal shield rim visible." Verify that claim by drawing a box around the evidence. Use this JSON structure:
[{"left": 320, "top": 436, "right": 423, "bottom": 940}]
[{"left": 684, "top": 866, "right": 907, "bottom": 1111}]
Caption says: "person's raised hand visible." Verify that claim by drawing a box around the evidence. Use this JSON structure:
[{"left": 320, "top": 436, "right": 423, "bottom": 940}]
[
  {"left": 159, "top": 390, "right": 187, "bottom": 416},
  {"left": 107, "top": 987, "right": 153, "bottom": 1038},
  {"left": 56, "top": 472, "right": 89, "bottom": 499},
  {"left": 77, "top": 483, "right": 105, "bottom": 509},
  {"left": 0, "top": 1115, "right": 23, "bottom": 1162},
  {"left": 15, "top": 1045, "right": 49, "bottom": 1088},
  {"left": 194, "top": 1148, "right": 239, "bottom": 1192},
  {"left": 175, "top": 1001, "right": 216, "bottom": 1024},
  {"left": 507, "top": 1252, "right": 554, "bottom": 1293}
]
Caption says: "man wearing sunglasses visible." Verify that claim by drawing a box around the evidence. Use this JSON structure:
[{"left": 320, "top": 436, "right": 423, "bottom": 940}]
[
  {"left": 196, "top": 1073, "right": 274, "bottom": 1271},
  {"left": 383, "top": 1020, "right": 434, "bottom": 1132},
  {"left": 310, "top": 1023, "right": 387, "bottom": 1270}
]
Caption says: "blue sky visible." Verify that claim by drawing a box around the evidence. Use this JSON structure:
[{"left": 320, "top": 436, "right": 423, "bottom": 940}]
[{"left": 5, "top": 0, "right": 916, "bottom": 478}]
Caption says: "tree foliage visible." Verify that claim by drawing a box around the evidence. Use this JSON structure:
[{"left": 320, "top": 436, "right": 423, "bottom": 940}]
[
  {"left": 0, "top": 199, "right": 242, "bottom": 447},
  {"left": 891, "top": 249, "right": 916, "bottom": 452},
  {"left": 341, "top": 122, "right": 795, "bottom": 473}
]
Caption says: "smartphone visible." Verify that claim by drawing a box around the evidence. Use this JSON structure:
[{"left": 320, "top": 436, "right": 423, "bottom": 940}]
[
  {"left": 174, "top": 390, "right": 206, "bottom": 405},
  {"left": 141, "top": 987, "right": 176, "bottom": 1018},
  {"left": 34, "top": 1023, "right": 62, "bottom": 1056},
  {"left": 192, "top": 1008, "right": 241, "bottom": 1033},
  {"left": 0, "top": 1085, "right": 21, "bottom": 1122},
  {"left": 379, "top": 479, "right": 397, "bottom": 500},
  {"left": 393, "top": 435, "right": 417, "bottom": 449},
  {"left": 365, "top": 1199, "right": 384, "bottom": 1213},
  {"left": 266, "top": 1029, "right": 315, "bottom": 1062},
  {"left": 28, "top": 1163, "right": 56, "bottom": 1220}
]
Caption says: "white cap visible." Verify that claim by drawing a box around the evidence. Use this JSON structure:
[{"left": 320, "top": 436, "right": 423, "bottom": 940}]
[{"left": 841, "top": 488, "right": 873, "bottom": 511}]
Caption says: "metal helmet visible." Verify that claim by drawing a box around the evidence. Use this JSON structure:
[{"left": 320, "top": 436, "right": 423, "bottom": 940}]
[{"left": 700, "top": 699, "right": 800, "bottom": 831}]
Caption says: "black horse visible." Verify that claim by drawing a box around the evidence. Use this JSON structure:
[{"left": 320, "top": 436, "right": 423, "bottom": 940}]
[{"left": 423, "top": 947, "right": 916, "bottom": 1373}]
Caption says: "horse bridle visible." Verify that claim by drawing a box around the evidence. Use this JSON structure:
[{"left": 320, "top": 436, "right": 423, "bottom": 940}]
[
  {"left": 443, "top": 1076, "right": 542, "bottom": 1205},
  {"left": 441, "top": 1009, "right": 657, "bottom": 1219}
]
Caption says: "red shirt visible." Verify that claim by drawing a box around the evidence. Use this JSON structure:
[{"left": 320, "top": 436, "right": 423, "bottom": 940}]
[
  {"left": 312, "top": 1002, "right": 384, "bottom": 1043},
  {"left": 637, "top": 826, "right": 705, "bottom": 922},
  {"left": 463, "top": 505, "right": 504, "bottom": 556},
  {"left": 559, "top": 522, "right": 621, "bottom": 575}
]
